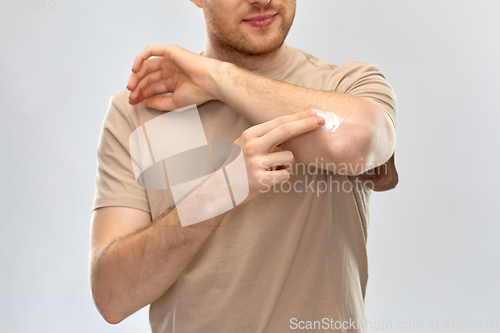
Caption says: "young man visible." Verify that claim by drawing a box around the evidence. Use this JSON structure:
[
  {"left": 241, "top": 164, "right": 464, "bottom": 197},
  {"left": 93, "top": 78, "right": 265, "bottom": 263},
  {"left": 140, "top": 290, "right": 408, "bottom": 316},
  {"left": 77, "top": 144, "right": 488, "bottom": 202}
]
[{"left": 89, "top": 0, "right": 399, "bottom": 332}]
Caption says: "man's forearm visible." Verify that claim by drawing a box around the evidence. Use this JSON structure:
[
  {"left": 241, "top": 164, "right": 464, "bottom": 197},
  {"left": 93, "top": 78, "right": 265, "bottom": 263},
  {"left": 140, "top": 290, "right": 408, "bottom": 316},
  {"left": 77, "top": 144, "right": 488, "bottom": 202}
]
[
  {"left": 214, "top": 62, "right": 360, "bottom": 124},
  {"left": 211, "top": 62, "right": 395, "bottom": 174},
  {"left": 90, "top": 176, "right": 228, "bottom": 324}
]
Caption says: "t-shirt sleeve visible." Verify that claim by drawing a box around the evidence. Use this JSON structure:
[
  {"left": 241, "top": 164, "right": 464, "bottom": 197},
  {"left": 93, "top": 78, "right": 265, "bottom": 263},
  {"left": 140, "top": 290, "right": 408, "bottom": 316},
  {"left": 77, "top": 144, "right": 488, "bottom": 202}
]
[
  {"left": 91, "top": 93, "right": 151, "bottom": 213},
  {"left": 333, "top": 61, "right": 398, "bottom": 130}
]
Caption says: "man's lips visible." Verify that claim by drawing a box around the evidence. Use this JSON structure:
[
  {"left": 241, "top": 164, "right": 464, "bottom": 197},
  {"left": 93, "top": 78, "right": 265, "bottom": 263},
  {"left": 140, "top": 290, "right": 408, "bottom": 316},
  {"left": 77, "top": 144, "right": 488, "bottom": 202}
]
[
  {"left": 243, "top": 13, "right": 278, "bottom": 22},
  {"left": 243, "top": 13, "right": 278, "bottom": 28}
]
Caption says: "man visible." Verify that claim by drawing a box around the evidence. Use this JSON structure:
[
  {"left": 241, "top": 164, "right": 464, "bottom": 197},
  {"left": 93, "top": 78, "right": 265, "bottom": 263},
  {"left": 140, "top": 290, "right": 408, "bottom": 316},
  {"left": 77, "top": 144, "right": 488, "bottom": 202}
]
[{"left": 89, "top": 0, "right": 399, "bottom": 332}]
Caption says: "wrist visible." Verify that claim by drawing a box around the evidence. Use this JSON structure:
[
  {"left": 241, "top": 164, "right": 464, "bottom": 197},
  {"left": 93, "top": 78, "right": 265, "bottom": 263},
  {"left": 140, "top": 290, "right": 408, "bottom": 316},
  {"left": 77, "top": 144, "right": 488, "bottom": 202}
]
[
  {"left": 206, "top": 60, "right": 234, "bottom": 102},
  {"left": 175, "top": 171, "right": 233, "bottom": 227}
]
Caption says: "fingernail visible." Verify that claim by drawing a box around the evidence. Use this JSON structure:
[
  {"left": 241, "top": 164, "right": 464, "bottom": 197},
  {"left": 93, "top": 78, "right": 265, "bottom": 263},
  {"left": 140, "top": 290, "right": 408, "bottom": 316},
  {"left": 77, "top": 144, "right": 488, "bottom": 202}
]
[
  {"left": 307, "top": 111, "right": 317, "bottom": 117},
  {"left": 315, "top": 116, "right": 325, "bottom": 125}
]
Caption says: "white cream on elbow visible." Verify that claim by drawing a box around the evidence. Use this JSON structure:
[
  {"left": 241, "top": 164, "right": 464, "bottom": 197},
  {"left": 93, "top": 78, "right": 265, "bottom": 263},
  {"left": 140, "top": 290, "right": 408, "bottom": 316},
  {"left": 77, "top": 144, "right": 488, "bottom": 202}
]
[{"left": 310, "top": 109, "right": 344, "bottom": 132}]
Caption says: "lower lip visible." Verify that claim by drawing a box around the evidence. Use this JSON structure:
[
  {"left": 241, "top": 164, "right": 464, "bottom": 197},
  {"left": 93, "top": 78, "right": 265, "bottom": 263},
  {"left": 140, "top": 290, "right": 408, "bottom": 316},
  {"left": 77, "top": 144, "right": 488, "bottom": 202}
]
[{"left": 243, "top": 14, "right": 277, "bottom": 28}]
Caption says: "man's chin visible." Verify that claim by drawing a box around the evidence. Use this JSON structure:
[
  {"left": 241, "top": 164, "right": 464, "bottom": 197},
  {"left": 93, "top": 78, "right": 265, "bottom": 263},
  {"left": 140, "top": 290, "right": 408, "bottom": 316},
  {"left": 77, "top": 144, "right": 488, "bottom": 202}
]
[{"left": 238, "top": 38, "right": 284, "bottom": 56}]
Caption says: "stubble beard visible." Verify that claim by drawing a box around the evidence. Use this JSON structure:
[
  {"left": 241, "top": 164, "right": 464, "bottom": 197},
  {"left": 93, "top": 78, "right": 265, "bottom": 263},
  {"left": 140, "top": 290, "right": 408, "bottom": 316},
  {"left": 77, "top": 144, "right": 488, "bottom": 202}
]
[{"left": 204, "top": 3, "right": 295, "bottom": 57}]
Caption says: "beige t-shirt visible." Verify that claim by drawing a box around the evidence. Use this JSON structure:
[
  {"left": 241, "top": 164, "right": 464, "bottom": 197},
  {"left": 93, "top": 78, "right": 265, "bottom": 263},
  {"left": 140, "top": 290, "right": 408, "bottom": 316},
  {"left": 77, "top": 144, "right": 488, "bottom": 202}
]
[{"left": 92, "top": 43, "right": 398, "bottom": 333}]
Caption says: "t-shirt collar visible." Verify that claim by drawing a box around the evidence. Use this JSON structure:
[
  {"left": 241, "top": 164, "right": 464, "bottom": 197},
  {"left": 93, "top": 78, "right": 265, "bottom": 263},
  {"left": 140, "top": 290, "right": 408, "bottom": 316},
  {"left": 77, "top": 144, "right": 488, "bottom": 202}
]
[{"left": 251, "top": 43, "right": 294, "bottom": 79}]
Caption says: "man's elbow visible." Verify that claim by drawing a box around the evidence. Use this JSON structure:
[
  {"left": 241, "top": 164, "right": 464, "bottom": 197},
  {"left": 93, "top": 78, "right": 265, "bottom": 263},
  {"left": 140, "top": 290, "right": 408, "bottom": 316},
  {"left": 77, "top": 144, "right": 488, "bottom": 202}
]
[
  {"left": 332, "top": 115, "right": 396, "bottom": 176},
  {"left": 101, "top": 312, "right": 124, "bottom": 325},
  {"left": 93, "top": 293, "right": 127, "bottom": 325},
  {"left": 325, "top": 125, "right": 372, "bottom": 176},
  {"left": 338, "top": 132, "right": 394, "bottom": 176},
  {"left": 90, "top": 276, "right": 127, "bottom": 325}
]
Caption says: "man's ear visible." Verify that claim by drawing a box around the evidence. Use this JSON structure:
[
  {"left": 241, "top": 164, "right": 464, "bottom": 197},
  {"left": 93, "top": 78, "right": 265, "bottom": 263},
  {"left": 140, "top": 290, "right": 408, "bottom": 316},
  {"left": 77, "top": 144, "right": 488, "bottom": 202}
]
[{"left": 190, "top": 0, "right": 203, "bottom": 9}]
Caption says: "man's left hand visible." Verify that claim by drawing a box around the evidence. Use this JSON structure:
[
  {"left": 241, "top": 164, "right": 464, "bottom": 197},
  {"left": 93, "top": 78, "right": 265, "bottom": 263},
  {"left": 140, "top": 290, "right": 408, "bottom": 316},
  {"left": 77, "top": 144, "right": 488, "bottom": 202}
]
[{"left": 127, "top": 45, "right": 222, "bottom": 111}]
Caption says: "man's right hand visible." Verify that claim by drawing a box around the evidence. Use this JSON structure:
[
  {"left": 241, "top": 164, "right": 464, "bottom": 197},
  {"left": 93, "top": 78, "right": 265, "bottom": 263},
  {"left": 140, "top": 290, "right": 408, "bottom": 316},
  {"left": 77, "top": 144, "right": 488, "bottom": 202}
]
[{"left": 234, "top": 110, "right": 325, "bottom": 206}]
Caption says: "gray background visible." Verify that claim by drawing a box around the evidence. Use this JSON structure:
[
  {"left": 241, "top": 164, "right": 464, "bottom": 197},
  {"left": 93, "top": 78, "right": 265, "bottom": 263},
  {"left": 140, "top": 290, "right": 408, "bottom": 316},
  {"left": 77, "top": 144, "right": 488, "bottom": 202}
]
[{"left": 1, "top": 0, "right": 498, "bottom": 332}]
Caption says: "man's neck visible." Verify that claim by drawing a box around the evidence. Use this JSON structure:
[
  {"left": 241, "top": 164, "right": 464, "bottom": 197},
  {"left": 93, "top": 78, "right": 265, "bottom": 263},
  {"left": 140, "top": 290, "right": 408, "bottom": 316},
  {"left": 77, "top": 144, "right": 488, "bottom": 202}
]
[{"left": 202, "top": 39, "right": 287, "bottom": 71}]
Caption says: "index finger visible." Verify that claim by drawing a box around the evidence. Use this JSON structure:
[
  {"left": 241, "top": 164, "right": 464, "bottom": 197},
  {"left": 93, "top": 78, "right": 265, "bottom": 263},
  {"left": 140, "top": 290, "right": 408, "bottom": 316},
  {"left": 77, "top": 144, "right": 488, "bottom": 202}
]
[
  {"left": 259, "top": 113, "right": 326, "bottom": 151},
  {"left": 247, "top": 110, "right": 317, "bottom": 138}
]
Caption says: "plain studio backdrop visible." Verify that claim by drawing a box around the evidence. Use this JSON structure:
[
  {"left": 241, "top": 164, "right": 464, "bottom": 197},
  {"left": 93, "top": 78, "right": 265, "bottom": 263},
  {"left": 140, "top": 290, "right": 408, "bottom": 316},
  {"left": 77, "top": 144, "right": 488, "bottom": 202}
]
[{"left": 1, "top": 1, "right": 498, "bottom": 332}]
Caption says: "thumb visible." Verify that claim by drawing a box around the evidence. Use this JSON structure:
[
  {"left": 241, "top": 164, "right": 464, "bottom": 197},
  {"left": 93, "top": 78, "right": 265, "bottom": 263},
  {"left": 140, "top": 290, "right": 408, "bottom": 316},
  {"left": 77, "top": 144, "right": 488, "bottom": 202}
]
[{"left": 145, "top": 96, "right": 177, "bottom": 111}]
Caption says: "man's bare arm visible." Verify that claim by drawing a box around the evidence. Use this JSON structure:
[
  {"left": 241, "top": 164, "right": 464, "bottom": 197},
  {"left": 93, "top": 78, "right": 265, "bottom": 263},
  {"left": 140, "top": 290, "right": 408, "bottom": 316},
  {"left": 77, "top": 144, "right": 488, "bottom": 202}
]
[
  {"left": 89, "top": 176, "right": 229, "bottom": 325},
  {"left": 89, "top": 111, "right": 325, "bottom": 324},
  {"left": 126, "top": 45, "right": 396, "bottom": 175},
  {"left": 213, "top": 63, "right": 396, "bottom": 175}
]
